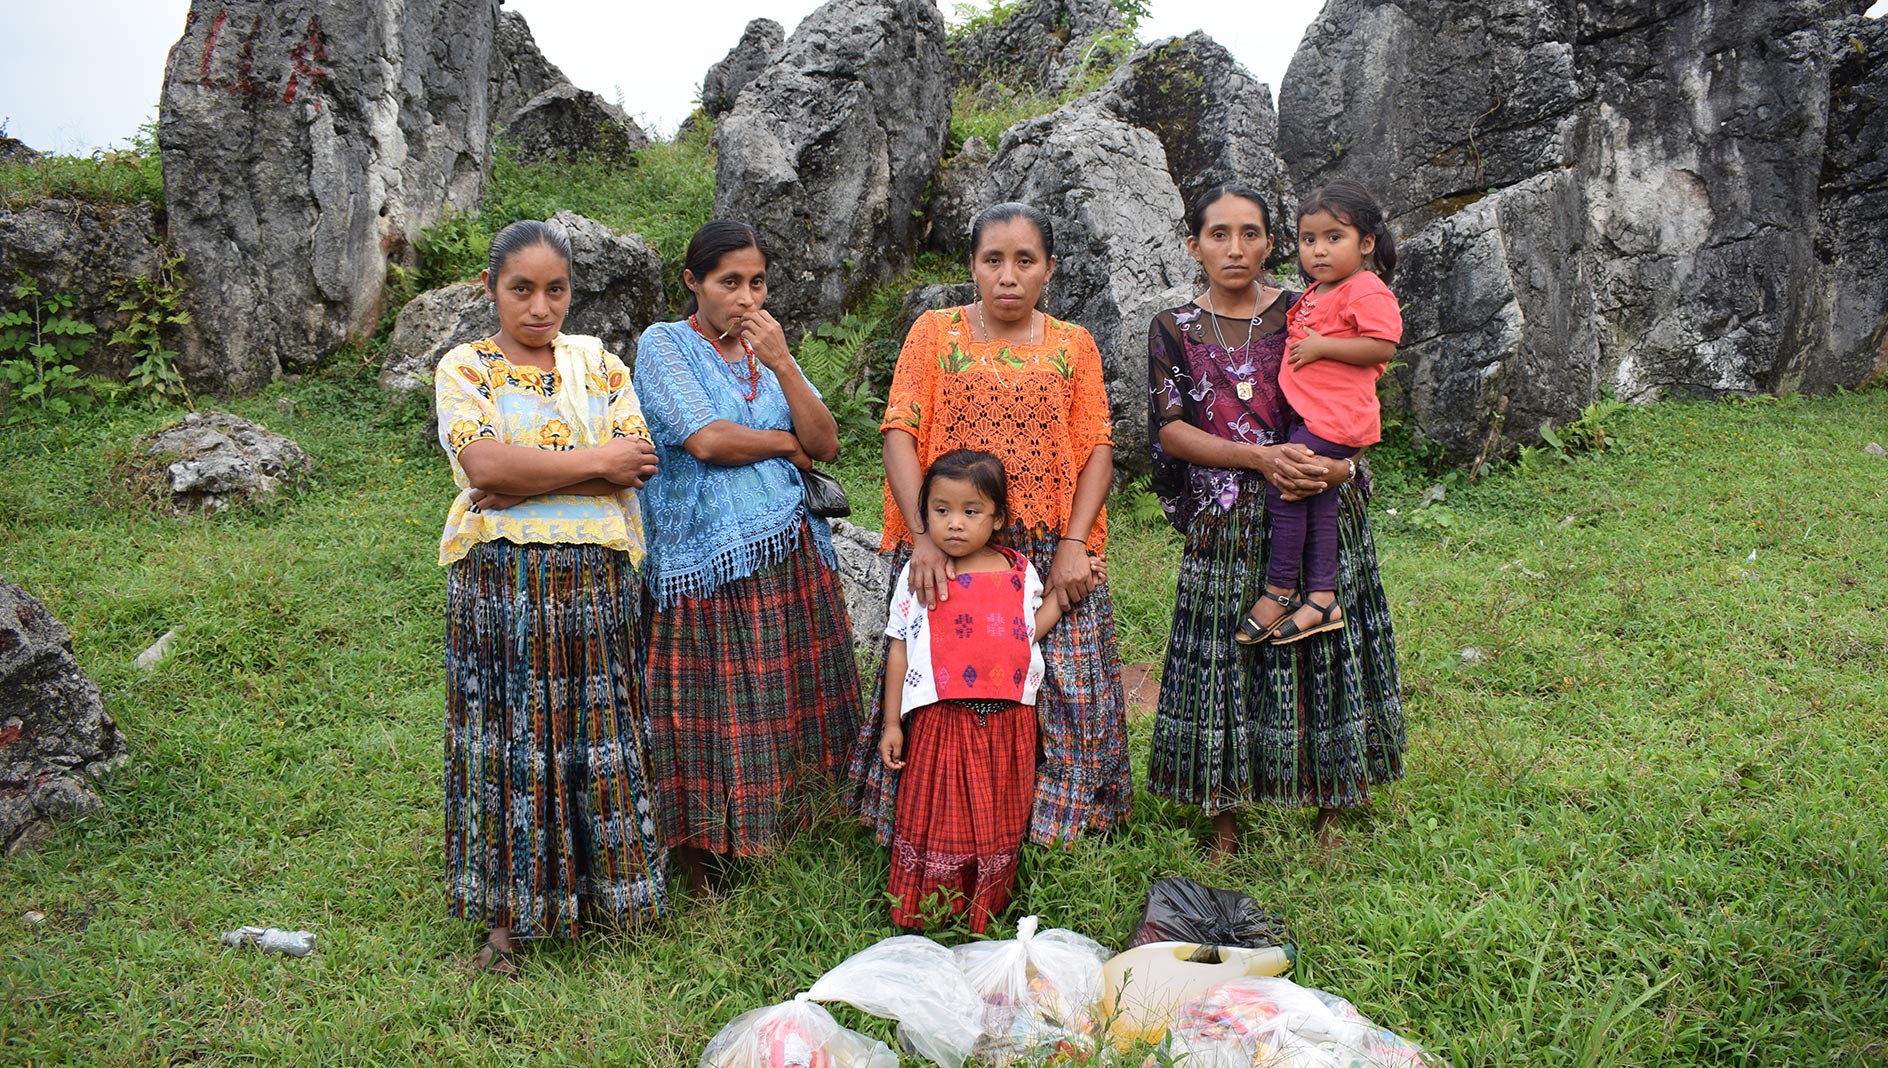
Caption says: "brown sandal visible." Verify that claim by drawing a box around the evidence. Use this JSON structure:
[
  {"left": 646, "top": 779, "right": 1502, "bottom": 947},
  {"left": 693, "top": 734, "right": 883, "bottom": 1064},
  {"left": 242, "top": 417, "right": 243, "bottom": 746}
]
[{"left": 469, "top": 937, "right": 519, "bottom": 978}]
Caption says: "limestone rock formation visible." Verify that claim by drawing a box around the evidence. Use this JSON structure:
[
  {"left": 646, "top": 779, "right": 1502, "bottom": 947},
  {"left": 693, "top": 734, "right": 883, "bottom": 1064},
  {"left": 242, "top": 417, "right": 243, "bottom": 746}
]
[
  {"left": 714, "top": 0, "right": 951, "bottom": 335},
  {"left": 828, "top": 519, "right": 893, "bottom": 650},
  {"left": 489, "top": 8, "right": 567, "bottom": 123},
  {"left": 0, "top": 135, "right": 38, "bottom": 164},
  {"left": 953, "top": 98, "right": 1196, "bottom": 466},
  {"left": 949, "top": 0, "right": 1126, "bottom": 99},
  {"left": 552, "top": 211, "right": 665, "bottom": 366},
  {"left": 0, "top": 578, "right": 127, "bottom": 856},
  {"left": 501, "top": 84, "right": 650, "bottom": 164},
  {"left": 926, "top": 135, "right": 995, "bottom": 254},
  {"left": 160, "top": 0, "right": 543, "bottom": 392},
  {"left": 0, "top": 200, "right": 163, "bottom": 379},
  {"left": 379, "top": 282, "right": 491, "bottom": 394},
  {"left": 126, "top": 411, "right": 314, "bottom": 512},
  {"left": 701, "top": 18, "right": 785, "bottom": 118},
  {"left": 1280, "top": 0, "right": 1887, "bottom": 462},
  {"left": 1098, "top": 33, "right": 1287, "bottom": 228},
  {"left": 380, "top": 213, "right": 664, "bottom": 394}
]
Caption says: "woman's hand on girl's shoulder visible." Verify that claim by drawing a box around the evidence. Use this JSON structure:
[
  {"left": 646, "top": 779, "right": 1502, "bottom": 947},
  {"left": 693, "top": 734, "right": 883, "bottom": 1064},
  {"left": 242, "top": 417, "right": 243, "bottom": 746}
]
[{"left": 906, "top": 536, "right": 956, "bottom": 609}]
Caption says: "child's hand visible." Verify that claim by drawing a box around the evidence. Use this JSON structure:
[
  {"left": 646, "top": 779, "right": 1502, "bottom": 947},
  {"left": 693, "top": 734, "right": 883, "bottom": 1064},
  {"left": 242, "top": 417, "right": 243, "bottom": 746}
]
[
  {"left": 1287, "top": 328, "right": 1328, "bottom": 368},
  {"left": 878, "top": 721, "right": 906, "bottom": 770},
  {"left": 1088, "top": 556, "right": 1108, "bottom": 584}
]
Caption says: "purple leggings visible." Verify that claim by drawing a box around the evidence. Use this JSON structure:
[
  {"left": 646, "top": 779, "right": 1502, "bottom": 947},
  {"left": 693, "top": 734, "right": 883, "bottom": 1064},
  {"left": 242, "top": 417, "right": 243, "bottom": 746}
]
[{"left": 1264, "top": 424, "right": 1357, "bottom": 594}]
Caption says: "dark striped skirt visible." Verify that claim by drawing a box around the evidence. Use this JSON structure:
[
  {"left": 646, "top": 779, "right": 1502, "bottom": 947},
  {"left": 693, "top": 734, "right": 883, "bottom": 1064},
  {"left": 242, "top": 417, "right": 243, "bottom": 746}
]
[
  {"left": 1149, "top": 479, "right": 1406, "bottom": 811},
  {"left": 888, "top": 700, "right": 1037, "bottom": 934},
  {"left": 850, "top": 525, "right": 1133, "bottom": 846},
  {"left": 443, "top": 541, "right": 668, "bottom": 940},
  {"left": 644, "top": 525, "right": 862, "bottom": 855}
]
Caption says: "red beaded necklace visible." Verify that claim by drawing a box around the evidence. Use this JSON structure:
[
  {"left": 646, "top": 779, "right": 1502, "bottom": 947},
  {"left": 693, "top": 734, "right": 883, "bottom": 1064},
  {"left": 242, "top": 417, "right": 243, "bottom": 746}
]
[{"left": 689, "top": 314, "right": 760, "bottom": 402}]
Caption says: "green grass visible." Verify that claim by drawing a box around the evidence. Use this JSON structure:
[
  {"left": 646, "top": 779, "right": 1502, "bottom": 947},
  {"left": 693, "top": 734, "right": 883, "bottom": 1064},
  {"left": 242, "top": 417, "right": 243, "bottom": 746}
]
[
  {"left": 413, "top": 125, "right": 718, "bottom": 312},
  {"left": 0, "top": 120, "right": 164, "bottom": 210},
  {"left": 2, "top": 382, "right": 1885, "bottom": 1066}
]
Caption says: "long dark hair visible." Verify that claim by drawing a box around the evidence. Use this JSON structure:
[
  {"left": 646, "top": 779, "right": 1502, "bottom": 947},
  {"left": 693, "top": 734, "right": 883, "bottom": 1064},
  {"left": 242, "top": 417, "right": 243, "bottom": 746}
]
[
  {"left": 968, "top": 202, "right": 1055, "bottom": 261},
  {"left": 681, "top": 220, "right": 771, "bottom": 315},
  {"left": 1186, "top": 183, "right": 1273, "bottom": 239},
  {"left": 1297, "top": 179, "right": 1396, "bottom": 285},
  {"left": 485, "top": 219, "right": 572, "bottom": 295},
  {"left": 919, "top": 448, "right": 1011, "bottom": 525}
]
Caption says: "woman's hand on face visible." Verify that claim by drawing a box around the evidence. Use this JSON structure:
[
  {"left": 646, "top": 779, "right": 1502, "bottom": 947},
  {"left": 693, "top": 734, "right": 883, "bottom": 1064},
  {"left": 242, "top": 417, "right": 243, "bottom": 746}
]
[
  {"left": 1050, "top": 539, "right": 1100, "bottom": 608},
  {"left": 595, "top": 436, "right": 660, "bottom": 488},
  {"left": 1259, "top": 442, "right": 1330, "bottom": 500},
  {"left": 906, "top": 535, "right": 957, "bottom": 610},
  {"left": 741, "top": 309, "right": 794, "bottom": 373},
  {"left": 468, "top": 488, "right": 525, "bottom": 511}
]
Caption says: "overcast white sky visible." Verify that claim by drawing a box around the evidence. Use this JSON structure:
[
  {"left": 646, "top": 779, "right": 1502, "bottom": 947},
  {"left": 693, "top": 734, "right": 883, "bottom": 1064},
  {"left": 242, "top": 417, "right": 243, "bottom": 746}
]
[{"left": 1, "top": 1, "right": 1324, "bottom": 152}]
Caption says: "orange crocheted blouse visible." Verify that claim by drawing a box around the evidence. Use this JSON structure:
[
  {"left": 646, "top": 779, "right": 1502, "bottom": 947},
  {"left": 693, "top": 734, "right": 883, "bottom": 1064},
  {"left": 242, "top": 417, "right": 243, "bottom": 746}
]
[{"left": 879, "top": 307, "right": 1113, "bottom": 553}]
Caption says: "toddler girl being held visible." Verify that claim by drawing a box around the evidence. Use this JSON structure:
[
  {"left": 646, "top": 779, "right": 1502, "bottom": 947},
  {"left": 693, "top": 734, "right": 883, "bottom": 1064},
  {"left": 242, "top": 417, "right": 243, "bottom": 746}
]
[{"left": 1237, "top": 179, "right": 1403, "bottom": 646}]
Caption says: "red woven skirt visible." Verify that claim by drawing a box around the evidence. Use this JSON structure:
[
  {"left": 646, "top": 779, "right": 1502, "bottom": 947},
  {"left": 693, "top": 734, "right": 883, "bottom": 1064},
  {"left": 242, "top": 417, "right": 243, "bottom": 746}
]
[{"left": 888, "top": 700, "right": 1038, "bottom": 933}]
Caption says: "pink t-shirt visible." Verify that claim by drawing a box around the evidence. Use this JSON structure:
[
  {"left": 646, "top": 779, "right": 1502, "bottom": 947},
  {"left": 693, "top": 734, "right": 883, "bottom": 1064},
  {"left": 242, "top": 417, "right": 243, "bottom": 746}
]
[{"left": 1279, "top": 270, "right": 1402, "bottom": 448}]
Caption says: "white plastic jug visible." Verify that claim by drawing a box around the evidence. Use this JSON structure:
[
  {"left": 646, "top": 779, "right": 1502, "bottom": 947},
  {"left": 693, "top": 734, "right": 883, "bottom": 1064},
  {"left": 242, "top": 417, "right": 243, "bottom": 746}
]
[{"left": 1100, "top": 940, "right": 1296, "bottom": 1045}]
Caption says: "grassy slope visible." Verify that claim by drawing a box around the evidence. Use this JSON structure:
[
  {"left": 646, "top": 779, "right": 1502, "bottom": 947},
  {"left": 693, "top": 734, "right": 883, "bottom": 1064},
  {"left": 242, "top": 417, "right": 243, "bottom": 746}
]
[{"left": 1, "top": 377, "right": 1884, "bottom": 1066}]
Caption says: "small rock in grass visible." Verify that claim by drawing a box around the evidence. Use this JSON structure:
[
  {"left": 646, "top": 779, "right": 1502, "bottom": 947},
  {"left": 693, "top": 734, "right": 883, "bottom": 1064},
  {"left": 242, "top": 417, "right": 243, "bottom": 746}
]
[
  {"left": 1422, "top": 483, "right": 1448, "bottom": 506},
  {"left": 1557, "top": 514, "right": 1576, "bottom": 528},
  {"left": 1460, "top": 647, "right": 1486, "bottom": 664},
  {"left": 134, "top": 629, "right": 178, "bottom": 672},
  {"left": 1864, "top": 442, "right": 1886, "bottom": 458},
  {"left": 23, "top": 910, "right": 45, "bottom": 924}
]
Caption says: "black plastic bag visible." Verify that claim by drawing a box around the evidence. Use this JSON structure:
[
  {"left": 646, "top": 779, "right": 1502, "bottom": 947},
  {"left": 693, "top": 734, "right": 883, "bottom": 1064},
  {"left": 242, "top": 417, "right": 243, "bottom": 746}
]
[{"left": 1127, "top": 877, "right": 1293, "bottom": 959}]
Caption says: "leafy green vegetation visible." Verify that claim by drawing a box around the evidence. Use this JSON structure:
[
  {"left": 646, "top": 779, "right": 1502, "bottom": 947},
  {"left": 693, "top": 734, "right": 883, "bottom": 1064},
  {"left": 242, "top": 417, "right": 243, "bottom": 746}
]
[
  {"left": 0, "top": 120, "right": 164, "bottom": 210},
  {"left": 105, "top": 254, "right": 193, "bottom": 409},
  {"left": 1, "top": 375, "right": 1883, "bottom": 1066},
  {"left": 0, "top": 279, "right": 97, "bottom": 422},
  {"left": 413, "top": 123, "right": 718, "bottom": 311}
]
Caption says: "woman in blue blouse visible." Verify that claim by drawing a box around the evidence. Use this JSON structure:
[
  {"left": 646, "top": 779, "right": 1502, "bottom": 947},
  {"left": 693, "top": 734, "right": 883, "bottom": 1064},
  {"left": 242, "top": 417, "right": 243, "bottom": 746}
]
[{"left": 634, "top": 220, "right": 863, "bottom": 894}]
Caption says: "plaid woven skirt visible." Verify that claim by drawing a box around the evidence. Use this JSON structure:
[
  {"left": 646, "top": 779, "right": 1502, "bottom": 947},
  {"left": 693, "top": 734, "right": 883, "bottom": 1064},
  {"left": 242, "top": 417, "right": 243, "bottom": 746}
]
[
  {"left": 443, "top": 541, "right": 668, "bottom": 939},
  {"left": 850, "top": 525, "right": 1133, "bottom": 846},
  {"left": 645, "top": 526, "right": 862, "bottom": 855},
  {"left": 1148, "top": 479, "right": 1406, "bottom": 811},
  {"left": 888, "top": 700, "right": 1037, "bottom": 933}
]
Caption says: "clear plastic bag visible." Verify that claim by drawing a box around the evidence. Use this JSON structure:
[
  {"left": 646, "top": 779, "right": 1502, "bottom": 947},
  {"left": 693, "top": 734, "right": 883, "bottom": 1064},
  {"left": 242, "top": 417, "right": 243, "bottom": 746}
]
[
  {"left": 950, "top": 915, "right": 1112, "bottom": 1064},
  {"left": 806, "top": 935, "right": 983, "bottom": 1068},
  {"left": 1158, "top": 976, "right": 1440, "bottom": 1068},
  {"left": 699, "top": 993, "right": 899, "bottom": 1068}
]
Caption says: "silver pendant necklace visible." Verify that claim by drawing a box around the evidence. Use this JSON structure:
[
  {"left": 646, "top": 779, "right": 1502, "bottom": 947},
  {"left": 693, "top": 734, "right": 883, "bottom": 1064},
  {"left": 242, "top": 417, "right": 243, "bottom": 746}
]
[{"left": 1204, "top": 285, "right": 1263, "bottom": 400}]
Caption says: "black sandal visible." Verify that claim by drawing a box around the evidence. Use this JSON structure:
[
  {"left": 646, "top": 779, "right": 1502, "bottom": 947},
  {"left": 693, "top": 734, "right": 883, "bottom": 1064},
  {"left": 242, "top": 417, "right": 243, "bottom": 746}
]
[
  {"left": 1233, "top": 591, "right": 1298, "bottom": 646},
  {"left": 1270, "top": 597, "right": 1344, "bottom": 645}
]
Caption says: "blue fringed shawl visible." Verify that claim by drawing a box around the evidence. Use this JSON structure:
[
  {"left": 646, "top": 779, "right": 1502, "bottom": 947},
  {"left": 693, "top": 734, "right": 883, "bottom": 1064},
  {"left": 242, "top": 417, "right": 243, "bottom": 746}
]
[{"left": 633, "top": 319, "right": 836, "bottom": 607}]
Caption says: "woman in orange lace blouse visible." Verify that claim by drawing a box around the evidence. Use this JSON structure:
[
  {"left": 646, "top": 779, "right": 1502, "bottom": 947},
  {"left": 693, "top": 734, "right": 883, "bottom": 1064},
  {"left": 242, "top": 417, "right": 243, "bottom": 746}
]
[{"left": 849, "top": 202, "right": 1132, "bottom": 850}]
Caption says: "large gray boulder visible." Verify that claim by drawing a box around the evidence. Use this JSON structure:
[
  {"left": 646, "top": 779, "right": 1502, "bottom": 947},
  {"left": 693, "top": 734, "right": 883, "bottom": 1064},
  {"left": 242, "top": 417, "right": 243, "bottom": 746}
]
[
  {"left": 1098, "top": 33, "right": 1288, "bottom": 229},
  {"left": 0, "top": 136, "right": 38, "bottom": 164},
  {"left": 124, "top": 411, "right": 314, "bottom": 512},
  {"left": 828, "top": 519, "right": 893, "bottom": 651},
  {"left": 0, "top": 200, "right": 163, "bottom": 379},
  {"left": 957, "top": 98, "right": 1196, "bottom": 468},
  {"left": 1279, "top": 0, "right": 1886, "bottom": 463},
  {"left": 714, "top": 0, "right": 951, "bottom": 336},
  {"left": 701, "top": 18, "right": 785, "bottom": 118},
  {"left": 380, "top": 213, "right": 664, "bottom": 394},
  {"left": 0, "top": 578, "right": 127, "bottom": 857},
  {"left": 501, "top": 84, "right": 649, "bottom": 164},
  {"left": 948, "top": 0, "right": 1126, "bottom": 99},
  {"left": 159, "top": 0, "right": 523, "bottom": 392},
  {"left": 379, "top": 282, "right": 491, "bottom": 395},
  {"left": 551, "top": 211, "right": 665, "bottom": 367},
  {"left": 489, "top": 8, "right": 567, "bottom": 124}
]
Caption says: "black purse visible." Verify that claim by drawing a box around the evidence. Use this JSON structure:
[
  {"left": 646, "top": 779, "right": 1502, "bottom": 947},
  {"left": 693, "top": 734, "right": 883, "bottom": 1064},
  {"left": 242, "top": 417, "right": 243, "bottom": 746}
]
[{"left": 801, "top": 466, "right": 852, "bottom": 518}]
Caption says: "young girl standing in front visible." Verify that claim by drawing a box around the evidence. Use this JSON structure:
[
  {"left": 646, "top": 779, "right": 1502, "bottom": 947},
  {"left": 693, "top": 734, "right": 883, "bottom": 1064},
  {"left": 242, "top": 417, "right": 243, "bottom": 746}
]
[
  {"left": 1236, "top": 179, "right": 1402, "bottom": 646},
  {"left": 877, "top": 449, "right": 1093, "bottom": 932}
]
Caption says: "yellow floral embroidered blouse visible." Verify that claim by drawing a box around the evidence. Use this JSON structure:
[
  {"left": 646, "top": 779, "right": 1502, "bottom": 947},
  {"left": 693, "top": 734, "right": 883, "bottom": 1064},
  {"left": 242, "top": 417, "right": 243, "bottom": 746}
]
[{"left": 434, "top": 335, "right": 652, "bottom": 566}]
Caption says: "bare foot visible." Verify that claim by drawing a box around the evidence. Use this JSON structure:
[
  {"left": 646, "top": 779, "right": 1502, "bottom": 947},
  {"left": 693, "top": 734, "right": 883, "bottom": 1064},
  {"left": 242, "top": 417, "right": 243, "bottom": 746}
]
[
  {"left": 1208, "top": 811, "right": 1239, "bottom": 857},
  {"left": 468, "top": 926, "right": 519, "bottom": 977},
  {"left": 674, "top": 846, "right": 714, "bottom": 898},
  {"left": 1313, "top": 807, "right": 1341, "bottom": 848}
]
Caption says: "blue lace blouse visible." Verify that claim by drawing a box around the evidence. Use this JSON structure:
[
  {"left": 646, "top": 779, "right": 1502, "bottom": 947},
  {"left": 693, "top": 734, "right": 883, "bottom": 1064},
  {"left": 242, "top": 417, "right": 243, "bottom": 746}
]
[{"left": 633, "top": 319, "right": 836, "bottom": 607}]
